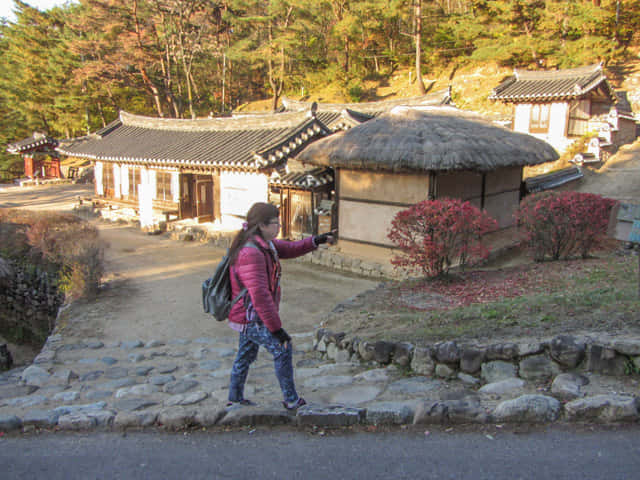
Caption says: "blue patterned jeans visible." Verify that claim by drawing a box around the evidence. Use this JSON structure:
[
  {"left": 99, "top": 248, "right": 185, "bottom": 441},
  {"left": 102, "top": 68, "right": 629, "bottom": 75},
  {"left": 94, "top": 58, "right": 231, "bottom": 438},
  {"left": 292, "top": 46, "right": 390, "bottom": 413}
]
[{"left": 228, "top": 320, "right": 299, "bottom": 404}]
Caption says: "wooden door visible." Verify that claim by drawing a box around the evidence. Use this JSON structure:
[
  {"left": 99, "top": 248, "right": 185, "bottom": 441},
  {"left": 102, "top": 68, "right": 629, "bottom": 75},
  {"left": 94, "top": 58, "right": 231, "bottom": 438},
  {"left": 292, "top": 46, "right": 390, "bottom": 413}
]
[
  {"left": 195, "top": 175, "right": 213, "bottom": 222},
  {"left": 180, "top": 174, "right": 194, "bottom": 218}
]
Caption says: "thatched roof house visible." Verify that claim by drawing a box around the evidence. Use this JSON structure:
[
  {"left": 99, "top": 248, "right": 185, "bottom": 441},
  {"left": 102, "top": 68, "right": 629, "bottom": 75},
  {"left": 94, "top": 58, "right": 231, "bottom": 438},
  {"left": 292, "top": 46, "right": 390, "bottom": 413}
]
[{"left": 297, "top": 106, "right": 559, "bottom": 259}]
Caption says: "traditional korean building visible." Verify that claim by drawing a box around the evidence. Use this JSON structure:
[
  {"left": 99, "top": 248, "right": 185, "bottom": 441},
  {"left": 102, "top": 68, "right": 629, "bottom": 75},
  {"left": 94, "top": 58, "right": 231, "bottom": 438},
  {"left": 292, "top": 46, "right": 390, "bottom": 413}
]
[
  {"left": 298, "top": 106, "right": 559, "bottom": 260},
  {"left": 7, "top": 133, "right": 61, "bottom": 179},
  {"left": 56, "top": 89, "right": 452, "bottom": 237},
  {"left": 489, "top": 63, "right": 637, "bottom": 161}
]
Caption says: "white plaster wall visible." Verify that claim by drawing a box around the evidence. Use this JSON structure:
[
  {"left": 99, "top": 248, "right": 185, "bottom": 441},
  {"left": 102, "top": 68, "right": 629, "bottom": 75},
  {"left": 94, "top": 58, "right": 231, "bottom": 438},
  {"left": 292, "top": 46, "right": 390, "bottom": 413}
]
[
  {"left": 148, "top": 170, "right": 157, "bottom": 200},
  {"left": 339, "top": 199, "right": 402, "bottom": 247},
  {"left": 513, "top": 104, "right": 530, "bottom": 133},
  {"left": 121, "top": 166, "right": 129, "bottom": 197},
  {"left": 113, "top": 164, "right": 121, "bottom": 199},
  {"left": 139, "top": 167, "right": 153, "bottom": 228},
  {"left": 220, "top": 171, "right": 268, "bottom": 228},
  {"left": 547, "top": 102, "right": 569, "bottom": 147},
  {"left": 171, "top": 172, "right": 180, "bottom": 203},
  {"left": 95, "top": 162, "right": 103, "bottom": 196}
]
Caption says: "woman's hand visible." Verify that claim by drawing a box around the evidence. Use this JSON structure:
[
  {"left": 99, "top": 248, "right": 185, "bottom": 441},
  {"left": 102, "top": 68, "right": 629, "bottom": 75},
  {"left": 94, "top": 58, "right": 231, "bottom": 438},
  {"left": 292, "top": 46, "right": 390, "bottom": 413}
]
[
  {"left": 314, "top": 229, "right": 337, "bottom": 245},
  {"left": 273, "top": 328, "right": 292, "bottom": 348}
]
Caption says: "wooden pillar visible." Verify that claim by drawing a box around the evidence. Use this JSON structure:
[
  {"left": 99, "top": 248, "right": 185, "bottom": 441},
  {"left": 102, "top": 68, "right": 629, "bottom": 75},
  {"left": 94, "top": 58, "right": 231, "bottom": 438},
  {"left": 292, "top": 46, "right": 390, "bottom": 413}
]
[{"left": 212, "top": 169, "right": 221, "bottom": 221}]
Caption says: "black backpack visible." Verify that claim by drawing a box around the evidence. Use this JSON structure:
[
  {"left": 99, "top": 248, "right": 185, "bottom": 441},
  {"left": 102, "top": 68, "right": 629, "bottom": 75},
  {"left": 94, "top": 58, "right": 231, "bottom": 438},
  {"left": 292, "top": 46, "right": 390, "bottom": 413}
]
[{"left": 202, "top": 242, "right": 257, "bottom": 321}]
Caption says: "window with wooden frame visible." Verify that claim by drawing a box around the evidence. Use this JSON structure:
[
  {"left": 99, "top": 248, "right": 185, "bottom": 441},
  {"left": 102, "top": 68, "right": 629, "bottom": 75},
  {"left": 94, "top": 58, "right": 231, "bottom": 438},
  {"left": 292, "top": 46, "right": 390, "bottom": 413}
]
[
  {"left": 567, "top": 99, "right": 590, "bottom": 137},
  {"left": 529, "top": 104, "right": 550, "bottom": 133},
  {"left": 102, "top": 164, "right": 114, "bottom": 197},
  {"left": 127, "top": 167, "right": 140, "bottom": 200},
  {"left": 156, "top": 171, "right": 172, "bottom": 202}
]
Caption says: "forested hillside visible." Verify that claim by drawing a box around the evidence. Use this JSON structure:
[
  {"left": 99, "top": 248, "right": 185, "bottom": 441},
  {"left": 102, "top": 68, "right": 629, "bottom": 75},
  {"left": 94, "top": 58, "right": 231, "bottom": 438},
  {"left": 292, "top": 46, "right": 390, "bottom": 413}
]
[{"left": 1, "top": 0, "right": 639, "bottom": 179}]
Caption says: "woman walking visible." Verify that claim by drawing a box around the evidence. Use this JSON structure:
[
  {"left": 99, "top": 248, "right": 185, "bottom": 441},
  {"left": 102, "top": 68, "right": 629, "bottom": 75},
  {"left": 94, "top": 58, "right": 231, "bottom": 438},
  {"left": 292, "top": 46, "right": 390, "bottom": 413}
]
[{"left": 226, "top": 202, "right": 335, "bottom": 410}]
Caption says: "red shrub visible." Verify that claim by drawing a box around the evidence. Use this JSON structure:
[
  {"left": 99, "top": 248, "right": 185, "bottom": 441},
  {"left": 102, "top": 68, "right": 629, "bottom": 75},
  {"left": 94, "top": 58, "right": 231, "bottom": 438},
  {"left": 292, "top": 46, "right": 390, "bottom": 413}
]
[
  {"left": 388, "top": 198, "right": 498, "bottom": 277},
  {"left": 515, "top": 191, "right": 616, "bottom": 261}
]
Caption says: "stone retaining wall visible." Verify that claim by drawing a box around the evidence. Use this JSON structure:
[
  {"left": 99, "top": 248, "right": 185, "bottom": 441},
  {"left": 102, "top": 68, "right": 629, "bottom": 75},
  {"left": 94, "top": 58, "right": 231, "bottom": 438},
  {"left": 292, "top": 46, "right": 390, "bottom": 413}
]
[
  {"left": 0, "top": 259, "right": 63, "bottom": 349},
  {"left": 314, "top": 329, "right": 640, "bottom": 384}
]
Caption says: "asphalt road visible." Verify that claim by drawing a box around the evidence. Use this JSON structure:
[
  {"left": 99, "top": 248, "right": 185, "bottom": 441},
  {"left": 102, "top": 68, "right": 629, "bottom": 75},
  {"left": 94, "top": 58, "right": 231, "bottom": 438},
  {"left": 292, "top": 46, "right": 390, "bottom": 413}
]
[{"left": 3, "top": 425, "right": 640, "bottom": 480}]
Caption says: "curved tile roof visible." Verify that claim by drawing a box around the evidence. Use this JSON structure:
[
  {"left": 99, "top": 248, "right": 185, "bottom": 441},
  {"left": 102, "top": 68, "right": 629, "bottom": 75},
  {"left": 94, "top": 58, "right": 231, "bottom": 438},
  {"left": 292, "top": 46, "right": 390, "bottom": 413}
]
[
  {"left": 57, "top": 109, "right": 330, "bottom": 171},
  {"left": 7, "top": 133, "right": 58, "bottom": 154},
  {"left": 489, "top": 63, "right": 616, "bottom": 103}
]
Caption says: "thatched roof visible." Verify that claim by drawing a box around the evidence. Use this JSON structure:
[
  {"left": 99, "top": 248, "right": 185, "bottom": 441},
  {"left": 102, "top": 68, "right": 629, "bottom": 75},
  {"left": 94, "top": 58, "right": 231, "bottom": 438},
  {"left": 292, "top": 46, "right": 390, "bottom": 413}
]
[{"left": 297, "top": 106, "right": 559, "bottom": 173}]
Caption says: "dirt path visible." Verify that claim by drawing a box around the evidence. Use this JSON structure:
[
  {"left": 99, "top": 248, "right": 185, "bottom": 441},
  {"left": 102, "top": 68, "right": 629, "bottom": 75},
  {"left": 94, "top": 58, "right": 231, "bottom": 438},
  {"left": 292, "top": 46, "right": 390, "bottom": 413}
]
[{"left": 0, "top": 184, "right": 379, "bottom": 351}]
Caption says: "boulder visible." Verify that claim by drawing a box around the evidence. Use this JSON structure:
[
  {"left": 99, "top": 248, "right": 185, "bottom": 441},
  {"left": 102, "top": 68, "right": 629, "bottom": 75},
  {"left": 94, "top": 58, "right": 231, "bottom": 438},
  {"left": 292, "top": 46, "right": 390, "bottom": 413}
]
[
  {"left": 565, "top": 395, "right": 639, "bottom": 422},
  {"left": 392, "top": 342, "right": 414, "bottom": 367},
  {"left": 373, "top": 341, "right": 394, "bottom": 364},
  {"left": 460, "top": 346, "right": 485, "bottom": 374},
  {"left": 435, "top": 341, "right": 460, "bottom": 364},
  {"left": 481, "top": 361, "right": 517, "bottom": 383},
  {"left": 493, "top": 395, "right": 561, "bottom": 423},
  {"left": 551, "top": 373, "right": 588, "bottom": 400},
  {"left": 486, "top": 343, "right": 518, "bottom": 361},
  {"left": 519, "top": 354, "right": 561, "bottom": 381},
  {"left": 549, "top": 335, "right": 585, "bottom": 368},
  {"left": 410, "top": 347, "right": 435, "bottom": 376},
  {"left": 585, "top": 345, "right": 627, "bottom": 376}
]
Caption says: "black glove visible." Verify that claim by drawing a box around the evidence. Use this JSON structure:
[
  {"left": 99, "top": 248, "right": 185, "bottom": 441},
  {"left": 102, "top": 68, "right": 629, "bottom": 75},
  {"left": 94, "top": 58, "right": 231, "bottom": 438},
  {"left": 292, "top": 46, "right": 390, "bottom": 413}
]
[
  {"left": 314, "top": 231, "right": 335, "bottom": 245},
  {"left": 273, "top": 328, "right": 291, "bottom": 345}
]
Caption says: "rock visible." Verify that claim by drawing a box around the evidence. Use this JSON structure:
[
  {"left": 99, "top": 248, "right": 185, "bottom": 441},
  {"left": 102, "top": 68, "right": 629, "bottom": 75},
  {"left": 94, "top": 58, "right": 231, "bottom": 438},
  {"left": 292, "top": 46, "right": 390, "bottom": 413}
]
[
  {"left": 128, "top": 354, "right": 145, "bottom": 363},
  {"left": 135, "top": 366, "right": 154, "bottom": 376},
  {"left": 103, "top": 367, "right": 129, "bottom": 379},
  {"left": 0, "top": 414, "right": 22, "bottom": 431},
  {"left": 53, "top": 401, "right": 107, "bottom": 416},
  {"left": 157, "top": 407, "right": 196, "bottom": 430},
  {"left": 585, "top": 345, "right": 627, "bottom": 376},
  {"left": 114, "top": 411, "right": 158, "bottom": 428},
  {"left": 52, "top": 369, "right": 77, "bottom": 384},
  {"left": 486, "top": 343, "right": 518, "bottom": 361},
  {"left": 479, "top": 378, "right": 526, "bottom": 396},
  {"left": 296, "top": 405, "right": 365, "bottom": 426},
  {"left": 611, "top": 339, "right": 640, "bottom": 356},
  {"left": 58, "top": 413, "right": 98, "bottom": 430},
  {"left": 481, "top": 361, "right": 517, "bottom": 383},
  {"left": 457, "top": 373, "right": 481, "bottom": 385},
  {"left": 435, "top": 341, "right": 459, "bottom": 364},
  {"left": 410, "top": 347, "right": 435, "bottom": 376},
  {"left": 519, "top": 354, "right": 561, "bottom": 380},
  {"left": 53, "top": 391, "right": 80, "bottom": 403},
  {"left": 7, "top": 395, "right": 48, "bottom": 408},
  {"left": 179, "top": 391, "right": 209, "bottom": 406},
  {"left": 365, "top": 401, "right": 416, "bottom": 425},
  {"left": 145, "top": 340, "right": 165, "bottom": 348},
  {"left": 163, "top": 379, "right": 199, "bottom": 394},
  {"left": 121, "top": 340, "right": 144, "bottom": 350},
  {"left": 303, "top": 375, "right": 354, "bottom": 389},
  {"left": 565, "top": 395, "right": 639, "bottom": 422},
  {"left": 373, "top": 341, "right": 394, "bottom": 364},
  {"left": 387, "top": 377, "right": 442, "bottom": 395},
  {"left": 194, "top": 407, "right": 226, "bottom": 427},
  {"left": 113, "top": 398, "right": 159, "bottom": 412},
  {"left": 326, "top": 343, "right": 339, "bottom": 361},
  {"left": 392, "top": 342, "right": 414, "bottom": 367},
  {"left": 460, "top": 346, "right": 485, "bottom": 374},
  {"left": 149, "top": 375, "right": 175, "bottom": 386},
  {"left": 80, "top": 371, "right": 104, "bottom": 382},
  {"left": 85, "top": 390, "right": 113, "bottom": 401},
  {"left": 86, "top": 341, "right": 104, "bottom": 349},
  {"left": 100, "top": 378, "right": 137, "bottom": 390},
  {"left": 157, "top": 364, "right": 179, "bottom": 374},
  {"left": 0, "top": 384, "right": 38, "bottom": 400},
  {"left": 22, "top": 409, "right": 60, "bottom": 427},
  {"left": 358, "top": 341, "right": 375, "bottom": 362},
  {"left": 551, "top": 373, "right": 589, "bottom": 401},
  {"left": 413, "top": 397, "right": 489, "bottom": 424},
  {"left": 334, "top": 349, "right": 351, "bottom": 363},
  {"left": 354, "top": 368, "right": 389, "bottom": 383},
  {"left": 116, "top": 384, "right": 159, "bottom": 398},
  {"left": 517, "top": 343, "right": 544, "bottom": 356},
  {"left": 21, "top": 365, "right": 52, "bottom": 387},
  {"left": 220, "top": 406, "right": 292, "bottom": 426},
  {"left": 549, "top": 335, "right": 585, "bottom": 368},
  {"left": 330, "top": 385, "right": 382, "bottom": 405},
  {"left": 435, "top": 364, "right": 456, "bottom": 379},
  {"left": 493, "top": 395, "right": 560, "bottom": 423},
  {"left": 0, "top": 344, "right": 13, "bottom": 371}
]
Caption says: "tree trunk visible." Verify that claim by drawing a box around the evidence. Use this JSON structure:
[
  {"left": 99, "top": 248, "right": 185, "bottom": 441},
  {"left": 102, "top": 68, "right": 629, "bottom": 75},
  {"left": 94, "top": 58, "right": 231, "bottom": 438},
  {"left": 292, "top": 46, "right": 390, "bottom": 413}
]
[{"left": 415, "top": 0, "right": 426, "bottom": 94}]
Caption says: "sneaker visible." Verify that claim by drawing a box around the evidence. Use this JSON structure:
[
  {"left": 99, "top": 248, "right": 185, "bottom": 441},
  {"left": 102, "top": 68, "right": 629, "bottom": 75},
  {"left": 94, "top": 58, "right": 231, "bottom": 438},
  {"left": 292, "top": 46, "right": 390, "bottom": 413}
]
[
  {"left": 226, "top": 399, "right": 256, "bottom": 407},
  {"left": 282, "top": 397, "right": 306, "bottom": 410}
]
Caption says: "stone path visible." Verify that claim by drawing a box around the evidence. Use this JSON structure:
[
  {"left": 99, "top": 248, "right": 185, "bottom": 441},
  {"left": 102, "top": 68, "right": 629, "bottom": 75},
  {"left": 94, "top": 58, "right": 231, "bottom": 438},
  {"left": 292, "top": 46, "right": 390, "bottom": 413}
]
[{"left": 2, "top": 327, "right": 640, "bottom": 432}]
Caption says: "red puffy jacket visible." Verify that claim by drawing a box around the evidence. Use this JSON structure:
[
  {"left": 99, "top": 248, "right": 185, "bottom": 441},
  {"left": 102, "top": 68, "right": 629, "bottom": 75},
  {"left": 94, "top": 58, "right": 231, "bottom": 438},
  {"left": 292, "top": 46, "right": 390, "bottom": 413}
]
[{"left": 229, "top": 234, "right": 316, "bottom": 332}]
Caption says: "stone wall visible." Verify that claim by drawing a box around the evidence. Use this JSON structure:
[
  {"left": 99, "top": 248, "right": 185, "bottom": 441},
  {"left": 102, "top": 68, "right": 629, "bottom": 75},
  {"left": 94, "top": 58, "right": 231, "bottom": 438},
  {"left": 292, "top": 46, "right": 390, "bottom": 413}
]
[
  {"left": 0, "top": 259, "right": 64, "bottom": 348},
  {"left": 314, "top": 329, "right": 640, "bottom": 386}
]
